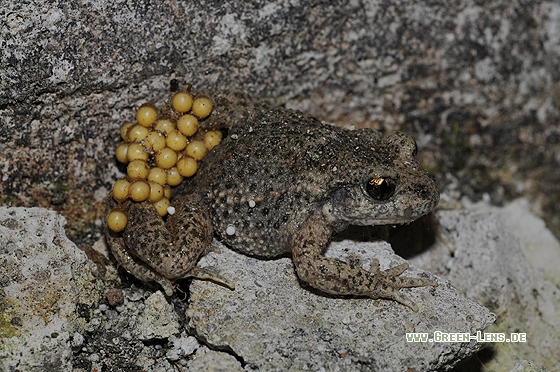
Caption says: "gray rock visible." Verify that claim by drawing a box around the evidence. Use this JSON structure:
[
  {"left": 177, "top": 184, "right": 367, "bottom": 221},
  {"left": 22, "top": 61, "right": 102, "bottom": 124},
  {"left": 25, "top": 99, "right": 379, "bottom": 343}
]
[
  {"left": 509, "top": 359, "right": 549, "bottom": 372},
  {"left": 411, "top": 198, "right": 560, "bottom": 371},
  {"left": 186, "top": 346, "right": 244, "bottom": 372},
  {"left": 0, "top": 207, "right": 104, "bottom": 372},
  {"left": 76, "top": 286, "right": 178, "bottom": 372},
  {"left": 139, "top": 291, "right": 180, "bottom": 340},
  {"left": 166, "top": 332, "right": 200, "bottom": 361},
  {"left": 2, "top": 0, "right": 560, "bottom": 245},
  {"left": 501, "top": 199, "right": 560, "bottom": 286},
  {"left": 187, "top": 239, "right": 495, "bottom": 371},
  {"left": 2, "top": 202, "right": 557, "bottom": 371}
]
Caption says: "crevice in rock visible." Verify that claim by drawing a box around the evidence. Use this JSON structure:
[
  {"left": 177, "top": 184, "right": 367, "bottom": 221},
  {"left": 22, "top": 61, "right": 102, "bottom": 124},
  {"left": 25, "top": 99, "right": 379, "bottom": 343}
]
[{"left": 187, "top": 327, "right": 247, "bottom": 368}]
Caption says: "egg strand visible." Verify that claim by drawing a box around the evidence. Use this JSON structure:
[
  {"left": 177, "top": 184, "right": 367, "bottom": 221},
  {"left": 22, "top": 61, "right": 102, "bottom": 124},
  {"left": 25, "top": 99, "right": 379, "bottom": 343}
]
[{"left": 107, "top": 90, "right": 221, "bottom": 232}]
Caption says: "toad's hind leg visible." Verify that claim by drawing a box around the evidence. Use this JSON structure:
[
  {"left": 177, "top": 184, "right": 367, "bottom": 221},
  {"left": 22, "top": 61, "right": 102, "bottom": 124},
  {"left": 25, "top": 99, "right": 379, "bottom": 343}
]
[
  {"left": 106, "top": 230, "right": 175, "bottom": 296},
  {"left": 105, "top": 196, "right": 233, "bottom": 297},
  {"left": 289, "top": 210, "right": 437, "bottom": 312},
  {"left": 185, "top": 267, "right": 235, "bottom": 290}
]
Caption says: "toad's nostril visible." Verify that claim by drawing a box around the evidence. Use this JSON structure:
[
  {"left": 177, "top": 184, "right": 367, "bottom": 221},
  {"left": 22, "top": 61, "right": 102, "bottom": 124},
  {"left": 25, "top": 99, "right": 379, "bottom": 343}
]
[{"left": 416, "top": 184, "right": 433, "bottom": 200}]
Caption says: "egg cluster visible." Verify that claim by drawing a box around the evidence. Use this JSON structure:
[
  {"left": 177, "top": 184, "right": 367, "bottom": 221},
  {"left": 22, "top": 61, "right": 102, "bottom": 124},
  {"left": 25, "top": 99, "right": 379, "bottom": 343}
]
[{"left": 107, "top": 90, "right": 221, "bottom": 232}]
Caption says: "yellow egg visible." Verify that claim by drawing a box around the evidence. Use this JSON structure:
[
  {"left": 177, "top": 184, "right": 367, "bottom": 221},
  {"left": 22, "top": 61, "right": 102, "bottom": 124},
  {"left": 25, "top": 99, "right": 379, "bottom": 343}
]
[
  {"left": 107, "top": 208, "right": 128, "bottom": 232},
  {"left": 166, "top": 130, "right": 188, "bottom": 151},
  {"left": 148, "top": 181, "right": 164, "bottom": 203},
  {"left": 163, "top": 185, "right": 172, "bottom": 199},
  {"left": 112, "top": 179, "right": 131, "bottom": 202},
  {"left": 147, "top": 166, "right": 168, "bottom": 185},
  {"left": 127, "top": 159, "right": 150, "bottom": 179},
  {"left": 153, "top": 119, "right": 176, "bottom": 135},
  {"left": 204, "top": 130, "right": 222, "bottom": 150},
  {"left": 129, "top": 180, "right": 151, "bottom": 201},
  {"left": 126, "top": 143, "right": 149, "bottom": 162},
  {"left": 185, "top": 140, "right": 208, "bottom": 160},
  {"left": 177, "top": 156, "right": 198, "bottom": 177},
  {"left": 166, "top": 167, "right": 184, "bottom": 186},
  {"left": 192, "top": 95, "right": 213, "bottom": 119},
  {"left": 172, "top": 91, "right": 193, "bottom": 113},
  {"left": 120, "top": 122, "right": 135, "bottom": 142},
  {"left": 144, "top": 130, "right": 167, "bottom": 152},
  {"left": 155, "top": 147, "right": 178, "bottom": 169},
  {"left": 176, "top": 114, "right": 199, "bottom": 137},
  {"left": 136, "top": 103, "right": 158, "bottom": 127},
  {"left": 126, "top": 124, "right": 149, "bottom": 142},
  {"left": 153, "top": 197, "right": 170, "bottom": 216},
  {"left": 115, "top": 143, "right": 129, "bottom": 163}
]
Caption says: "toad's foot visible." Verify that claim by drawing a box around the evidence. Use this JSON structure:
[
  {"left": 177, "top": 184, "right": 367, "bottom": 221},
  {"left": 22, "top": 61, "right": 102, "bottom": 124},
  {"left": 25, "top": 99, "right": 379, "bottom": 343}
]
[
  {"left": 290, "top": 210, "right": 437, "bottom": 312},
  {"left": 366, "top": 259, "right": 437, "bottom": 312}
]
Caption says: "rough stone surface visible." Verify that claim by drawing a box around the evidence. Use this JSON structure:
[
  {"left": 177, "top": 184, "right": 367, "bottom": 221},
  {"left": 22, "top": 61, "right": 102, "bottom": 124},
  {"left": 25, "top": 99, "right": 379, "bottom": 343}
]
[
  {"left": 501, "top": 198, "right": 560, "bottom": 286},
  {"left": 73, "top": 291, "right": 245, "bottom": 372},
  {"left": 187, "top": 240, "right": 495, "bottom": 371},
  {"left": 0, "top": 207, "right": 105, "bottom": 372},
  {"left": 509, "top": 359, "right": 549, "bottom": 372},
  {"left": 2, "top": 0, "right": 560, "bottom": 246},
  {"left": 411, "top": 198, "right": 560, "bottom": 372},
  {"left": 138, "top": 291, "right": 180, "bottom": 340},
  {"left": 185, "top": 346, "right": 244, "bottom": 372},
  {"left": 1, "top": 202, "right": 557, "bottom": 371}
]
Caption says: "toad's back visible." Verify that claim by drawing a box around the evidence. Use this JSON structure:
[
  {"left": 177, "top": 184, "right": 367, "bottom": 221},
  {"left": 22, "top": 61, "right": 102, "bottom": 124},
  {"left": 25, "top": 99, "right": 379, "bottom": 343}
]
[{"left": 174, "top": 108, "right": 411, "bottom": 257}]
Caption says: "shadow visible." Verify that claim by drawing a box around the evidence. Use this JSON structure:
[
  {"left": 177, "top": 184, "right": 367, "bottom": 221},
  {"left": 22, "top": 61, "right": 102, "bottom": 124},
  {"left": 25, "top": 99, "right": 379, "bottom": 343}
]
[
  {"left": 450, "top": 345, "right": 496, "bottom": 372},
  {"left": 331, "top": 213, "right": 439, "bottom": 259},
  {"left": 387, "top": 213, "right": 438, "bottom": 258}
]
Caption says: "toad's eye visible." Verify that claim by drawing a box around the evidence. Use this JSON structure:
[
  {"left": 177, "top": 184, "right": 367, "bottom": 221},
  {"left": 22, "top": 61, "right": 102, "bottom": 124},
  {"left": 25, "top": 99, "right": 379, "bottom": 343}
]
[{"left": 366, "top": 176, "right": 397, "bottom": 201}]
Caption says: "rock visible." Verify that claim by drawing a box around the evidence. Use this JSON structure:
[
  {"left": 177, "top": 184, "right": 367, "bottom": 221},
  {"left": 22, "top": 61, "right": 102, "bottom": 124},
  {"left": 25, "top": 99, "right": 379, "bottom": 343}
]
[
  {"left": 0, "top": 207, "right": 104, "bottom": 372},
  {"left": 186, "top": 346, "right": 244, "bottom": 372},
  {"left": 1, "top": 203, "right": 557, "bottom": 371},
  {"left": 2, "top": 0, "right": 560, "bottom": 245},
  {"left": 509, "top": 360, "right": 549, "bottom": 372},
  {"left": 501, "top": 199, "right": 560, "bottom": 286},
  {"left": 166, "top": 332, "right": 200, "bottom": 361},
  {"left": 187, "top": 239, "right": 495, "bottom": 371},
  {"left": 411, "top": 198, "right": 560, "bottom": 371},
  {"left": 139, "top": 291, "right": 180, "bottom": 340},
  {"left": 74, "top": 286, "right": 174, "bottom": 371}
]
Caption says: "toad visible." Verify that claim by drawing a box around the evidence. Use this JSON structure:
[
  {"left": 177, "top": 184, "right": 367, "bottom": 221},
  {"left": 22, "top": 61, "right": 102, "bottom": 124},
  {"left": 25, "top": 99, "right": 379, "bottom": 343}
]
[{"left": 105, "top": 91, "right": 440, "bottom": 311}]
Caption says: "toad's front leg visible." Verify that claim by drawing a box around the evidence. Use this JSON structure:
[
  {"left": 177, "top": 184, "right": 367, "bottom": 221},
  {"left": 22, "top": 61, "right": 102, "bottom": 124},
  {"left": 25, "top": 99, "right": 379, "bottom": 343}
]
[
  {"left": 289, "top": 209, "right": 437, "bottom": 312},
  {"left": 105, "top": 195, "right": 233, "bottom": 296}
]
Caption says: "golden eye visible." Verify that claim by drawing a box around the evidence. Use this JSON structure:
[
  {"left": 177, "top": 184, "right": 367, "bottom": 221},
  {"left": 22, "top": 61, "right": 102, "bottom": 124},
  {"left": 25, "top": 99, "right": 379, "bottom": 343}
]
[{"left": 366, "top": 176, "right": 397, "bottom": 201}]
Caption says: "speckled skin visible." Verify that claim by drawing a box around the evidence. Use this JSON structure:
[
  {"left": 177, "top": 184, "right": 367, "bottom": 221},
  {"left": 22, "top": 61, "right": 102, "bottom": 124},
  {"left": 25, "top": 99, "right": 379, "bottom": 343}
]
[{"left": 105, "top": 91, "right": 440, "bottom": 311}]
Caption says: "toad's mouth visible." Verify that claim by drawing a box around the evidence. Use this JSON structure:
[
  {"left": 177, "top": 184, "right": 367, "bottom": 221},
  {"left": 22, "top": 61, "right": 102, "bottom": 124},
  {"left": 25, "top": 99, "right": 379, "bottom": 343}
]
[
  {"left": 332, "top": 193, "right": 440, "bottom": 226},
  {"left": 348, "top": 214, "right": 428, "bottom": 226}
]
